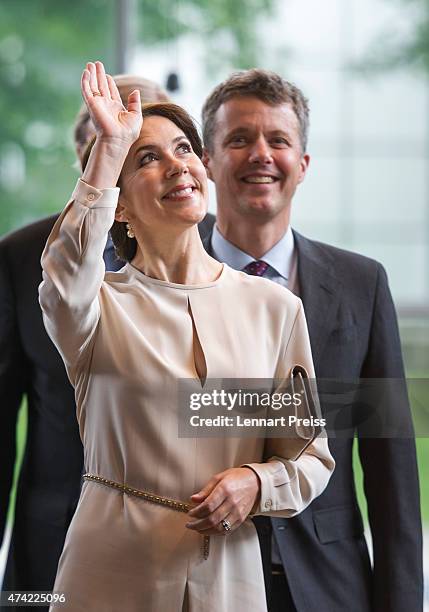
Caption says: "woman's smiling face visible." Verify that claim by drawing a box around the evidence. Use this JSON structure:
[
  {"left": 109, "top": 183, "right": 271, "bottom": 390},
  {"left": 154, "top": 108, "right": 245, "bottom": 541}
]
[{"left": 116, "top": 114, "right": 208, "bottom": 233}]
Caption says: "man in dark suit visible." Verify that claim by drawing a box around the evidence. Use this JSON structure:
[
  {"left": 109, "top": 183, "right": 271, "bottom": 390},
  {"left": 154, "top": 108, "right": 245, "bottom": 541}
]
[
  {"left": 0, "top": 72, "right": 215, "bottom": 604},
  {"left": 200, "top": 69, "right": 423, "bottom": 611}
]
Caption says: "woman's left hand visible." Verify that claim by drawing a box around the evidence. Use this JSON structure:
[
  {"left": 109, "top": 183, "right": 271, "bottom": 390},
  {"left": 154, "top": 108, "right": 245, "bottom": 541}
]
[{"left": 186, "top": 467, "right": 260, "bottom": 535}]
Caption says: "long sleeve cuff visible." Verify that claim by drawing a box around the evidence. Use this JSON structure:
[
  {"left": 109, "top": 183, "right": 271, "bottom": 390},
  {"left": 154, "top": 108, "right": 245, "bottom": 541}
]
[{"left": 73, "top": 178, "right": 120, "bottom": 209}]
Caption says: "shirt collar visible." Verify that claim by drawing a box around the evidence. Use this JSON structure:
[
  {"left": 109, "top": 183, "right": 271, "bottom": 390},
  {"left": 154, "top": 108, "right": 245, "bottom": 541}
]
[{"left": 211, "top": 224, "right": 294, "bottom": 281}]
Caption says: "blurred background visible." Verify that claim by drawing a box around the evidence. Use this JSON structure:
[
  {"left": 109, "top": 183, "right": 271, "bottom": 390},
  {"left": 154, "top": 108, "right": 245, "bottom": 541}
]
[{"left": 1, "top": 0, "right": 428, "bottom": 605}]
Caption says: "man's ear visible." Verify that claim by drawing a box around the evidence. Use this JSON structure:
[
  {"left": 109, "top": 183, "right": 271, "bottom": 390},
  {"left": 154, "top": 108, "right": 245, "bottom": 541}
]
[
  {"left": 115, "top": 195, "right": 128, "bottom": 223},
  {"left": 202, "top": 147, "right": 214, "bottom": 182},
  {"left": 298, "top": 153, "right": 310, "bottom": 184}
]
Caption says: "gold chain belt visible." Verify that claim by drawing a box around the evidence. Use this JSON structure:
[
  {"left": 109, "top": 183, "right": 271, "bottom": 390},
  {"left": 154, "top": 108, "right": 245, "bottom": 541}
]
[{"left": 82, "top": 473, "right": 210, "bottom": 560}]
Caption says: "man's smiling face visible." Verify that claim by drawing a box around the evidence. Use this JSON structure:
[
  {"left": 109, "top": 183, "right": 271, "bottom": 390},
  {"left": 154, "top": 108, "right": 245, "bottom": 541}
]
[{"left": 203, "top": 96, "right": 309, "bottom": 224}]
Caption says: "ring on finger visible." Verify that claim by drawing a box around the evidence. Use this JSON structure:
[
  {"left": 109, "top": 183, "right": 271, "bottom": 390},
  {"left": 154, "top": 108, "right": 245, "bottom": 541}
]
[
  {"left": 221, "top": 519, "right": 232, "bottom": 532},
  {"left": 92, "top": 90, "right": 102, "bottom": 96}
]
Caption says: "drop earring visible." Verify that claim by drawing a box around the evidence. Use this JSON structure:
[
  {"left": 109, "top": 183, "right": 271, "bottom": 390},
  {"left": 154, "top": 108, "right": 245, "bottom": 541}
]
[{"left": 126, "top": 222, "right": 135, "bottom": 239}]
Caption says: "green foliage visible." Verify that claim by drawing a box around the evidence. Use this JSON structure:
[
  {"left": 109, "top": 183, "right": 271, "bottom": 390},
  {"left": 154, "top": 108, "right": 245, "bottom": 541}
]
[
  {"left": 353, "top": 362, "right": 429, "bottom": 525},
  {"left": 403, "top": 2, "right": 429, "bottom": 72},
  {"left": 354, "top": 0, "right": 429, "bottom": 74},
  {"left": 354, "top": 437, "right": 429, "bottom": 525},
  {"left": 0, "top": 0, "right": 115, "bottom": 234},
  {"left": 0, "top": 0, "right": 274, "bottom": 236},
  {"left": 6, "top": 400, "right": 27, "bottom": 529},
  {"left": 136, "top": 0, "right": 274, "bottom": 70}
]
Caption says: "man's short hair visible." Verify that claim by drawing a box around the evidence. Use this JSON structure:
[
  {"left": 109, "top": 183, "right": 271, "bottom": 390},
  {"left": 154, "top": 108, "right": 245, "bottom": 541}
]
[{"left": 202, "top": 69, "right": 310, "bottom": 153}]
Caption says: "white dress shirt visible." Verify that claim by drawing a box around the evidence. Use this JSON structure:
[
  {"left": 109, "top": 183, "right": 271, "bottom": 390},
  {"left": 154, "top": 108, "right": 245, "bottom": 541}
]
[{"left": 211, "top": 224, "right": 299, "bottom": 295}]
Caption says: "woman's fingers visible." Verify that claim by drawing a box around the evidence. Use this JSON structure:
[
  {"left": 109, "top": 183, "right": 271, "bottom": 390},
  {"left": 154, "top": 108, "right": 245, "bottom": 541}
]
[
  {"left": 188, "top": 482, "right": 224, "bottom": 518},
  {"left": 80, "top": 60, "right": 142, "bottom": 144},
  {"left": 202, "top": 515, "right": 240, "bottom": 536},
  {"left": 87, "top": 62, "right": 99, "bottom": 94},
  {"left": 187, "top": 512, "right": 241, "bottom": 536},
  {"left": 127, "top": 89, "right": 142, "bottom": 115},
  {"left": 81, "top": 69, "right": 93, "bottom": 103},
  {"left": 187, "top": 467, "right": 260, "bottom": 536},
  {"left": 95, "top": 61, "right": 110, "bottom": 98},
  {"left": 186, "top": 498, "right": 232, "bottom": 532},
  {"left": 106, "top": 74, "right": 123, "bottom": 106},
  {"left": 189, "top": 473, "right": 223, "bottom": 509}
]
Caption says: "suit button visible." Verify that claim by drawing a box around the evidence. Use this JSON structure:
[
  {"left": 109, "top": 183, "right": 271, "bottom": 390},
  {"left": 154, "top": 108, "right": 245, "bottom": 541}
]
[
  {"left": 87, "top": 193, "right": 96, "bottom": 201},
  {"left": 264, "top": 499, "right": 272, "bottom": 509}
]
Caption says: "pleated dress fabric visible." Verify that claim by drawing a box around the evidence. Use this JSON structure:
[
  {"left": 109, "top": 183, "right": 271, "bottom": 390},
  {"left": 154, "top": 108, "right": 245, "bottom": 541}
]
[{"left": 39, "top": 179, "right": 334, "bottom": 612}]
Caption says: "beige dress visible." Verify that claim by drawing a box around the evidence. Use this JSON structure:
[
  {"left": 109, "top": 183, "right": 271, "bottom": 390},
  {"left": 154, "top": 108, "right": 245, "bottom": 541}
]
[{"left": 39, "top": 179, "right": 335, "bottom": 612}]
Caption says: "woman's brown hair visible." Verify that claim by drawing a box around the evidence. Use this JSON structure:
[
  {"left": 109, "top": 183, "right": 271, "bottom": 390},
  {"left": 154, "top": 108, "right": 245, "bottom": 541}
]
[{"left": 81, "top": 103, "right": 203, "bottom": 262}]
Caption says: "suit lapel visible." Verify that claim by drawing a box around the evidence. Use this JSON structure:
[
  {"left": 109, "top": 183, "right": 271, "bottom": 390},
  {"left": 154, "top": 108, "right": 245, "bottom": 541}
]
[{"left": 293, "top": 230, "right": 341, "bottom": 369}]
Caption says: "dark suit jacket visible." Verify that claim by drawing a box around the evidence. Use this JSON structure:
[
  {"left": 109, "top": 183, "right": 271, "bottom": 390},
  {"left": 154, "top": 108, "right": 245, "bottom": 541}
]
[
  {"left": 202, "top": 225, "right": 423, "bottom": 612},
  {"left": 0, "top": 211, "right": 216, "bottom": 601}
]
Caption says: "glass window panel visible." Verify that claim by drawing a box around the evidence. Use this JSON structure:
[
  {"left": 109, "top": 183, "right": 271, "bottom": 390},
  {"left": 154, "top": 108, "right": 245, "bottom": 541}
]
[
  {"left": 351, "top": 0, "right": 419, "bottom": 58},
  {"left": 292, "top": 157, "right": 341, "bottom": 245},
  {"left": 352, "top": 158, "right": 427, "bottom": 224},
  {"left": 351, "top": 242, "right": 428, "bottom": 304},
  {"left": 350, "top": 74, "right": 427, "bottom": 142},
  {"left": 284, "top": 69, "right": 343, "bottom": 146},
  {"left": 262, "top": 0, "right": 343, "bottom": 65}
]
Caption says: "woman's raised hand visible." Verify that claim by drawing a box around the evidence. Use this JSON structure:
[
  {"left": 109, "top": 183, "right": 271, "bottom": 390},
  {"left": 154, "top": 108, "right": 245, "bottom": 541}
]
[{"left": 81, "top": 61, "right": 142, "bottom": 147}]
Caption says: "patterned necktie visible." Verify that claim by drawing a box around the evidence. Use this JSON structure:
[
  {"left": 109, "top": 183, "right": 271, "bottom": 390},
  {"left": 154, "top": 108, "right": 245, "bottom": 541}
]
[{"left": 243, "top": 260, "right": 269, "bottom": 276}]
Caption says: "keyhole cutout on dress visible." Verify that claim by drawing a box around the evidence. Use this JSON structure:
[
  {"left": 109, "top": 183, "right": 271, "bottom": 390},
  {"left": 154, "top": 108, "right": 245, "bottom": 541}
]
[{"left": 187, "top": 298, "right": 207, "bottom": 387}]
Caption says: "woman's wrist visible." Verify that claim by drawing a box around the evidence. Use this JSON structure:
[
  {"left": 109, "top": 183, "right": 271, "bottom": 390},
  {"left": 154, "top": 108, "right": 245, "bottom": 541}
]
[
  {"left": 81, "top": 138, "right": 131, "bottom": 190},
  {"left": 97, "top": 135, "right": 136, "bottom": 150}
]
